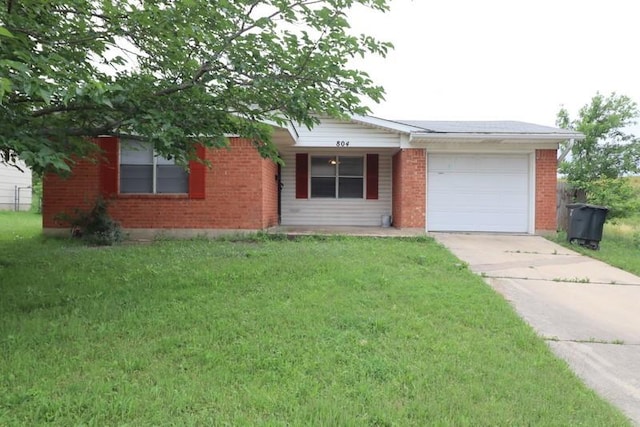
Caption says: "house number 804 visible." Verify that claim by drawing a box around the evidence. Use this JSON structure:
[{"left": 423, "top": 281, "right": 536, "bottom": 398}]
[{"left": 336, "top": 140, "right": 350, "bottom": 147}]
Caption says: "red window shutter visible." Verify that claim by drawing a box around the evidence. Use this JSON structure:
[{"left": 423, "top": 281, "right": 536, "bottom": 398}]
[
  {"left": 366, "top": 154, "right": 379, "bottom": 200},
  {"left": 189, "top": 144, "right": 206, "bottom": 199},
  {"left": 295, "top": 153, "right": 308, "bottom": 199},
  {"left": 97, "top": 136, "right": 119, "bottom": 198}
]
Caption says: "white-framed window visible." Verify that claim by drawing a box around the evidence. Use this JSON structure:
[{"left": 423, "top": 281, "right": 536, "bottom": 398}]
[
  {"left": 310, "top": 155, "right": 364, "bottom": 198},
  {"left": 119, "top": 140, "right": 188, "bottom": 194}
]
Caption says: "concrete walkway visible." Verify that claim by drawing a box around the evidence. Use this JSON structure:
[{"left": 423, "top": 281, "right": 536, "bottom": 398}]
[{"left": 432, "top": 233, "right": 640, "bottom": 426}]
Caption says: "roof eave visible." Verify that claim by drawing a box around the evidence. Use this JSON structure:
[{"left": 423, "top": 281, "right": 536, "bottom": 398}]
[
  {"left": 410, "top": 132, "right": 583, "bottom": 143},
  {"left": 262, "top": 118, "right": 299, "bottom": 145},
  {"left": 350, "top": 114, "right": 424, "bottom": 133}
]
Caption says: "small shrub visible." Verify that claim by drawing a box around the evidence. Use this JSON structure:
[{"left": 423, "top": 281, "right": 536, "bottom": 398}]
[
  {"left": 583, "top": 177, "right": 640, "bottom": 220},
  {"left": 65, "top": 197, "right": 123, "bottom": 246}
]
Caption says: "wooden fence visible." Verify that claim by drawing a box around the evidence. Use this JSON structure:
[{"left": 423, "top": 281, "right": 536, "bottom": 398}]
[{"left": 556, "top": 181, "right": 586, "bottom": 231}]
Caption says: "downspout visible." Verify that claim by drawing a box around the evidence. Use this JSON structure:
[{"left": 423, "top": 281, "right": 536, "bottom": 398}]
[{"left": 557, "top": 138, "right": 574, "bottom": 163}]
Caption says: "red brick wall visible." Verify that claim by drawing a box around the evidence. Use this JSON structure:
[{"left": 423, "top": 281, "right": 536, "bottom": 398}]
[
  {"left": 43, "top": 157, "right": 102, "bottom": 226},
  {"left": 261, "top": 159, "right": 279, "bottom": 228},
  {"left": 43, "top": 138, "right": 278, "bottom": 230},
  {"left": 392, "top": 149, "right": 426, "bottom": 228},
  {"left": 535, "top": 149, "right": 558, "bottom": 231}
]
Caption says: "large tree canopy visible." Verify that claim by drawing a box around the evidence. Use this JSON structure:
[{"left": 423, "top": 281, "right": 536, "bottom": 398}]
[
  {"left": 557, "top": 92, "right": 640, "bottom": 218},
  {"left": 0, "top": 0, "right": 392, "bottom": 173},
  {"left": 557, "top": 92, "right": 640, "bottom": 184}
]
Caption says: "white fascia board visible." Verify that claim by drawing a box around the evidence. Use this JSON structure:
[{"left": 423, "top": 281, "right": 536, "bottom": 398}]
[
  {"left": 422, "top": 141, "right": 558, "bottom": 152},
  {"left": 410, "top": 132, "right": 582, "bottom": 143},
  {"left": 260, "top": 117, "right": 300, "bottom": 142},
  {"left": 399, "top": 133, "right": 411, "bottom": 149}
]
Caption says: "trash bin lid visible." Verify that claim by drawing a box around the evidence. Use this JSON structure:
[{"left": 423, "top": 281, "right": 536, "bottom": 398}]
[{"left": 567, "top": 203, "right": 609, "bottom": 211}]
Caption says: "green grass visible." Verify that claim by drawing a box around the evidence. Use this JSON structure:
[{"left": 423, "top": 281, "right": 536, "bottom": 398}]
[
  {"left": 0, "top": 213, "right": 630, "bottom": 425},
  {"left": 553, "top": 214, "right": 640, "bottom": 277},
  {"left": 626, "top": 175, "right": 640, "bottom": 191},
  {"left": 552, "top": 176, "right": 640, "bottom": 276},
  {"left": 0, "top": 211, "right": 42, "bottom": 241}
]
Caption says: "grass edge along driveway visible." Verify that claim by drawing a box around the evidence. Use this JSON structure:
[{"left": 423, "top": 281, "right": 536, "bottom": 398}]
[{"left": 0, "top": 212, "right": 631, "bottom": 425}]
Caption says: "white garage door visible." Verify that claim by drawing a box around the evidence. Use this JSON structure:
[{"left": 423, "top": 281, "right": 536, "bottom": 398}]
[{"left": 427, "top": 154, "right": 530, "bottom": 232}]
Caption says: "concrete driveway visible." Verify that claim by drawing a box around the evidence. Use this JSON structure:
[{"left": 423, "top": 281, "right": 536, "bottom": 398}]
[{"left": 432, "top": 233, "right": 640, "bottom": 425}]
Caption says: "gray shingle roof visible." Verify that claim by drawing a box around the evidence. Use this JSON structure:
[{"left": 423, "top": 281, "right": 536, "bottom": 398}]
[{"left": 393, "top": 120, "right": 576, "bottom": 135}]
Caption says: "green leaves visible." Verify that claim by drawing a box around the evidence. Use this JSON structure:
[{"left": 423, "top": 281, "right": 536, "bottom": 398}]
[
  {"left": 558, "top": 92, "right": 640, "bottom": 182},
  {"left": 0, "top": 26, "right": 14, "bottom": 38},
  {"left": 0, "top": 77, "right": 12, "bottom": 103},
  {"left": 582, "top": 177, "right": 640, "bottom": 220},
  {"left": 1, "top": 0, "right": 392, "bottom": 174},
  {"left": 558, "top": 92, "right": 640, "bottom": 219}
]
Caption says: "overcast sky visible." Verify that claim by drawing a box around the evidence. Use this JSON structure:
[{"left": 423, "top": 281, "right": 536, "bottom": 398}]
[{"left": 348, "top": 0, "right": 640, "bottom": 128}]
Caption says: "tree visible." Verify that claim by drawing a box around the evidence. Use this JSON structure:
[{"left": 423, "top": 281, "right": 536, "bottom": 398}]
[
  {"left": 0, "top": 0, "right": 392, "bottom": 173},
  {"left": 557, "top": 92, "right": 640, "bottom": 218}
]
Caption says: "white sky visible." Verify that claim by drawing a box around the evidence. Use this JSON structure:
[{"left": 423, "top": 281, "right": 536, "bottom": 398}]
[{"left": 348, "top": 0, "right": 640, "bottom": 128}]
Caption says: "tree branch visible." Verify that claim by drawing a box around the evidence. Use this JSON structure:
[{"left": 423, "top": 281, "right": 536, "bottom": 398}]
[
  {"left": 50, "top": 6, "right": 121, "bottom": 22},
  {"left": 39, "top": 119, "right": 124, "bottom": 138},
  {"left": 31, "top": 103, "right": 95, "bottom": 118},
  {"left": 151, "top": 0, "right": 319, "bottom": 98},
  {"left": 7, "top": 26, "right": 111, "bottom": 47}
]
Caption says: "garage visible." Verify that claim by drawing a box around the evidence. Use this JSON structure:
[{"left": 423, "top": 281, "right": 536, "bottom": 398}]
[{"left": 427, "top": 153, "right": 531, "bottom": 232}]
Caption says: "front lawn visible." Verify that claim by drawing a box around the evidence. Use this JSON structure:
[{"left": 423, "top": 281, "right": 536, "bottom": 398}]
[{"left": 0, "top": 213, "right": 629, "bottom": 425}]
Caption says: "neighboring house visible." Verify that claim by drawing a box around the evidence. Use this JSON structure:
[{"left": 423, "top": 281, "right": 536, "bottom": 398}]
[
  {"left": 0, "top": 161, "right": 32, "bottom": 211},
  {"left": 42, "top": 115, "right": 581, "bottom": 237}
]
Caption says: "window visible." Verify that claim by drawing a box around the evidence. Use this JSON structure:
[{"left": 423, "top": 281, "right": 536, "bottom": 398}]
[
  {"left": 120, "top": 140, "right": 188, "bottom": 194},
  {"left": 310, "top": 156, "right": 363, "bottom": 198}
]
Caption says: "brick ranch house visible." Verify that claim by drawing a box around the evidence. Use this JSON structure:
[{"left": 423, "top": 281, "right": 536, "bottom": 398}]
[{"left": 42, "top": 115, "right": 582, "bottom": 237}]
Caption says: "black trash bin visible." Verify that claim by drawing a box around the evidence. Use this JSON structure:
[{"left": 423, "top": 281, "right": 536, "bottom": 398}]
[{"left": 566, "top": 203, "right": 609, "bottom": 250}]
